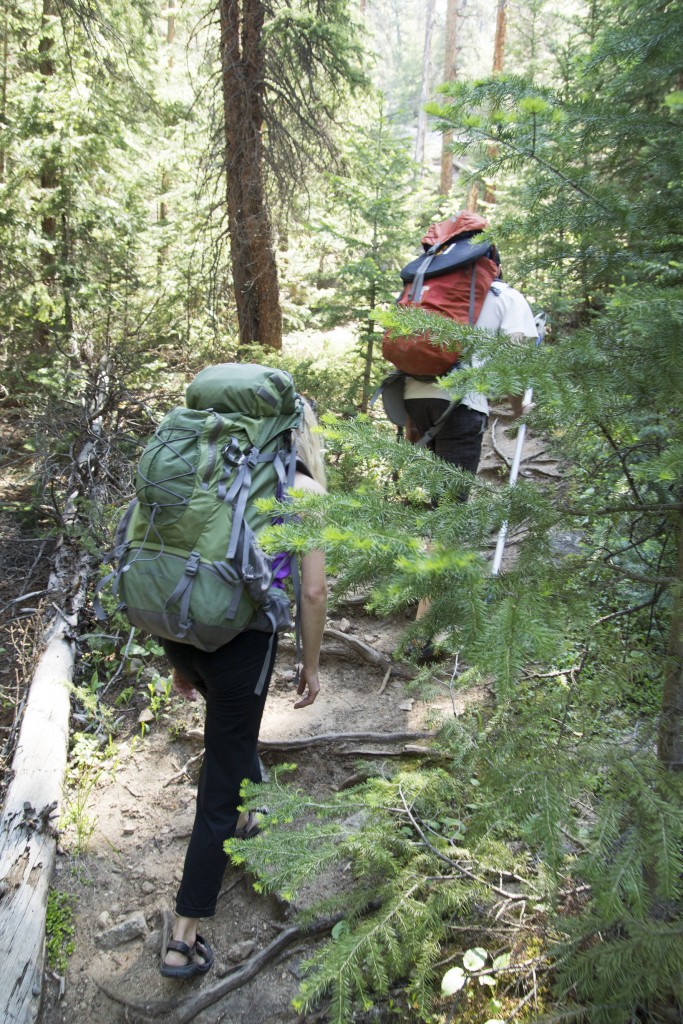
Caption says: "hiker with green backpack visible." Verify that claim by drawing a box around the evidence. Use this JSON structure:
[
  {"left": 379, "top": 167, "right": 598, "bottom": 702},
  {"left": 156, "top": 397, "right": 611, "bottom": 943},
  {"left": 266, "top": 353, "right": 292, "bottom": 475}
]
[{"left": 97, "top": 364, "right": 327, "bottom": 979}]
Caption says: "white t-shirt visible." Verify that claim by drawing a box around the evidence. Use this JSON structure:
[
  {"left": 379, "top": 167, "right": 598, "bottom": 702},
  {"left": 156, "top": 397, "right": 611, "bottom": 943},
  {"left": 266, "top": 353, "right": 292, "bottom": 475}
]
[{"left": 403, "top": 281, "right": 538, "bottom": 416}]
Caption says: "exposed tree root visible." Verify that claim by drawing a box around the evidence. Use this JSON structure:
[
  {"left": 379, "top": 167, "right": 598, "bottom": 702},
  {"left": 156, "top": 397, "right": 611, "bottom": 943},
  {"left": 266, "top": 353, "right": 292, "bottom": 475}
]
[
  {"left": 95, "top": 915, "right": 342, "bottom": 1023},
  {"left": 258, "top": 730, "right": 435, "bottom": 751},
  {"left": 163, "top": 751, "right": 204, "bottom": 787},
  {"left": 280, "top": 629, "right": 418, "bottom": 679},
  {"left": 167, "top": 731, "right": 436, "bottom": 785}
]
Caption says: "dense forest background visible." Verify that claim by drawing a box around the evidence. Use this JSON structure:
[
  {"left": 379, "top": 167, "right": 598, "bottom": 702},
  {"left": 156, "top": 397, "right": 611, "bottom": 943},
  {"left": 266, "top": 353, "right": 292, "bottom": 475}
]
[{"left": 0, "top": 1, "right": 682, "bottom": 1023}]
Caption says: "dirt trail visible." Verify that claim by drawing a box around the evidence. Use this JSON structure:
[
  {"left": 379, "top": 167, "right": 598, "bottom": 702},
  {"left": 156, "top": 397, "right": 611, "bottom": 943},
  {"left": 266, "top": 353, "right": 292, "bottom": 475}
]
[
  {"left": 33, "top": 410, "right": 553, "bottom": 1024},
  {"left": 38, "top": 608, "right": 447, "bottom": 1024}
]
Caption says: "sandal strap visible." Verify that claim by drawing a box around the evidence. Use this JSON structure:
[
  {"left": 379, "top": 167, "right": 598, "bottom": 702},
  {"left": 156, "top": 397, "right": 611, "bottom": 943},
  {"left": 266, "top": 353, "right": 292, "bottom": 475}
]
[{"left": 166, "top": 938, "right": 195, "bottom": 958}]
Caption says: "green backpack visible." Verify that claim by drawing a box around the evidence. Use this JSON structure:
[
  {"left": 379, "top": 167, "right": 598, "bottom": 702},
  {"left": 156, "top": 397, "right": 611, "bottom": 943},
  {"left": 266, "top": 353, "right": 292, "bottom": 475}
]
[{"left": 96, "top": 363, "right": 303, "bottom": 688}]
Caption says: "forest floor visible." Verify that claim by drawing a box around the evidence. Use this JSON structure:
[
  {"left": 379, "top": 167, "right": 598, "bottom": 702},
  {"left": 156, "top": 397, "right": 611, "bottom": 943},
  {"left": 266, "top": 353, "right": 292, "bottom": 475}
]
[{"left": 1, "top": 405, "right": 558, "bottom": 1024}]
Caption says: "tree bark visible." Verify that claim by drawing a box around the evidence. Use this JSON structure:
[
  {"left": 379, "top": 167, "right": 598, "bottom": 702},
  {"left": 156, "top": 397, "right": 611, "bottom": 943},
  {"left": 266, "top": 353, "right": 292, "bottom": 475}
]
[
  {"left": 492, "top": 0, "right": 507, "bottom": 75},
  {"left": 658, "top": 516, "right": 683, "bottom": 769},
  {"left": 467, "top": 180, "right": 479, "bottom": 212},
  {"left": 439, "top": 0, "right": 459, "bottom": 196},
  {"left": 219, "top": 0, "right": 282, "bottom": 350},
  {"left": 414, "top": 0, "right": 437, "bottom": 168}
]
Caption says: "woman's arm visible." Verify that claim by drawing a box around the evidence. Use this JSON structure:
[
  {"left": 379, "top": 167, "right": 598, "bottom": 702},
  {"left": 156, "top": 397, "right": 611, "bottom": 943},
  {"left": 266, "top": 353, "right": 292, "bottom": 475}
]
[{"left": 291, "top": 471, "right": 327, "bottom": 708}]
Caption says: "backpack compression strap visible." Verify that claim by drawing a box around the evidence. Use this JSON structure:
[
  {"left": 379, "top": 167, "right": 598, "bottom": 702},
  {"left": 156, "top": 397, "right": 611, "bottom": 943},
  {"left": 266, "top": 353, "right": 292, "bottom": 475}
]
[
  {"left": 407, "top": 244, "right": 480, "bottom": 316},
  {"left": 253, "top": 442, "right": 300, "bottom": 697},
  {"left": 410, "top": 263, "right": 480, "bottom": 446},
  {"left": 219, "top": 439, "right": 288, "bottom": 563}
]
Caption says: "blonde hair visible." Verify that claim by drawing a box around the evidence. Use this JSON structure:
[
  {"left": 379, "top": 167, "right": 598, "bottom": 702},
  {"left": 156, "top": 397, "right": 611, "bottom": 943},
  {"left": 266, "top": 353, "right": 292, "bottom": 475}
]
[{"left": 294, "top": 399, "right": 326, "bottom": 489}]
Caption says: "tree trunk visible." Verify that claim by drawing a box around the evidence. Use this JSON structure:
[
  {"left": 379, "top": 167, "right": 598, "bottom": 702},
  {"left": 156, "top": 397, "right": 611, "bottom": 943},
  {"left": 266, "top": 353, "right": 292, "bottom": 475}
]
[
  {"left": 658, "top": 517, "right": 683, "bottom": 770},
  {"left": 439, "top": 0, "right": 459, "bottom": 196},
  {"left": 414, "top": 0, "right": 437, "bottom": 168},
  {"left": 360, "top": 277, "right": 377, "bottom": 413},
  {"left": 466, "top": 180, "right": 479, "bottom": 212},
  {"left": 36, "top": 0, "right": 57, "bottom": 352},
  {"left": 484, "top": 0, "right": 507, "bottom": 206},
  {"left": 167, "top": 0, "right": 176, "bottom": 45},
  {"left": 492, "top": 0, "right": 507, "bottom": 75},
  {"left": 219, "top": 0, "right": 282, "bottom": 350},
  {"left": 1, "top": 13, "right": 8, "bottom": 181}
]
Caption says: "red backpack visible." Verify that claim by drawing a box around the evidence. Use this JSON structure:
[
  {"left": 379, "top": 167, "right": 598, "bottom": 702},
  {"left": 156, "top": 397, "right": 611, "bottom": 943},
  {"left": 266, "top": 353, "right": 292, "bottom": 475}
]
[{"left": 382, "top": 211, "right": 501, "bottom": 377}]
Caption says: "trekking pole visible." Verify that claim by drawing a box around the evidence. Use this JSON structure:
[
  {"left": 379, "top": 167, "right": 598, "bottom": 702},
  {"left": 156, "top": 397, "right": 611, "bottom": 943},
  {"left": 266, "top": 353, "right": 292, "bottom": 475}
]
[{"left": 491, "top": 313, "right": 546, "bottom": 577}]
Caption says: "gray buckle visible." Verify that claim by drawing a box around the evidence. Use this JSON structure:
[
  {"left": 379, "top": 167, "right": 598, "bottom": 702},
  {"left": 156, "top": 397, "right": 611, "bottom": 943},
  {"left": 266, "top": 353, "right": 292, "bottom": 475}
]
[{"left": 185, "top": 551, "right": 201, "bottom": 576}]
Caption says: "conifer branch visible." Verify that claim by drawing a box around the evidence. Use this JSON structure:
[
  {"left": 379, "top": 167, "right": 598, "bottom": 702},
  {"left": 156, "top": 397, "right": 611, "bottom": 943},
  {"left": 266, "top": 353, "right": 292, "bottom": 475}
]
[
  {"left": 604, "top": 562, "right": 675, "bottom": 587},
  {"left": 593, "top": 597, "right": 661, "bottom": 625},
  {"left": 397, "top": 787, "right": 537, "bottom": 902},
  {"left": 455, "top": 121, "right": 610, "bottom": 209},
  {"left": 596, "top": 422, "right": 644, "bottom": 505},
  {"left": 564, "top": 501, "right": 682, "bottom": 516}
]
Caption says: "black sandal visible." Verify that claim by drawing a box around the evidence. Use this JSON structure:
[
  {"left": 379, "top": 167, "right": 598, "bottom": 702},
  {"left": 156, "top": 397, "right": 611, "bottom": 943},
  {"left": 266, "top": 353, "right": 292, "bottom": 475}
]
[
  {"left": 234, "top": 810, "right": 261, "bottom": 840},
  {"left": 160, "top": 935, "right": 214, "bottom": 979}
]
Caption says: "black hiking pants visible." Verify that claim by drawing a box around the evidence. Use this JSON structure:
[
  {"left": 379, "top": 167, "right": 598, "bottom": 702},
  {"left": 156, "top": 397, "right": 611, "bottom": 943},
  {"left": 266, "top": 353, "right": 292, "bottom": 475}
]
[
  {"left": 404, "top": 398, "right": 488, "bottom": 499},
  {"left": 161, "top": 630, "right": 277, "bottom": 918}
]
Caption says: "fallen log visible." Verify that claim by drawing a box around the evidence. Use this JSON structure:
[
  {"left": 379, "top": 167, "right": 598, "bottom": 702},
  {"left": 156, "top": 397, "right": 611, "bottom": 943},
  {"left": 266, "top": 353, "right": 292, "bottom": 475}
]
[
  {"left": 0, "top": 549, "right": 87, "bottom": 1024},
  {"left": 0, "top": 382, "right": 108, "bottom": 1024}
]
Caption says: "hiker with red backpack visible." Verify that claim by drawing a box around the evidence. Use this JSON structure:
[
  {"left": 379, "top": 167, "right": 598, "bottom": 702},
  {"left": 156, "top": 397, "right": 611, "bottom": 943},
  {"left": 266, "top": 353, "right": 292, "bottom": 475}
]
[
  {"left": 380, "top": 213, "right": 540, "bottom": 635},
  {"left": 381, "top": 211, "right": 538, "bottom": 492},
  {"left": 96, "top": 364, "right": 327, "bottom": 978}
]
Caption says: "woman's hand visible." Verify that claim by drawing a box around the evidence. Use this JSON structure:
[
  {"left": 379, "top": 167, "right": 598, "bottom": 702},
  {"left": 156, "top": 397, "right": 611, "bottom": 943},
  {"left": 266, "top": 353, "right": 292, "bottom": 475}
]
[{"left": 294, "top": 666, "right": 320, "bottom": 708}]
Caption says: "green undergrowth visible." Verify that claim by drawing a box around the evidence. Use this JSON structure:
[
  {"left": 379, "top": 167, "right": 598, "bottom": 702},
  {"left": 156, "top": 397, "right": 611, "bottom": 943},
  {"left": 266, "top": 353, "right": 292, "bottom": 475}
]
[
  {"left": 226, "top": 687, "right": 683, "bottom": 1024},
  {"left": 46, "top": 890, "right": 76, "bottom": 974}
]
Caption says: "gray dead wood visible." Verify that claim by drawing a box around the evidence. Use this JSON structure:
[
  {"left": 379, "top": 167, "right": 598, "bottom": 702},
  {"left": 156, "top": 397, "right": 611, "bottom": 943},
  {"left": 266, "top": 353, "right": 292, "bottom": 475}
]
[
  {"left": 0, "top": 549, "right": 87, "bottom": 1024},
  {"left": 0, "top": 387, "right": 107, "bottom": 1024}
]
